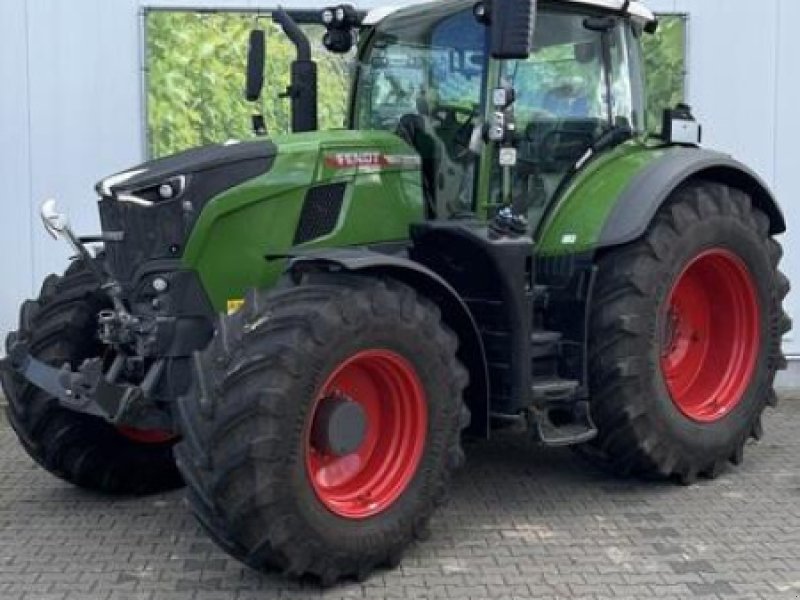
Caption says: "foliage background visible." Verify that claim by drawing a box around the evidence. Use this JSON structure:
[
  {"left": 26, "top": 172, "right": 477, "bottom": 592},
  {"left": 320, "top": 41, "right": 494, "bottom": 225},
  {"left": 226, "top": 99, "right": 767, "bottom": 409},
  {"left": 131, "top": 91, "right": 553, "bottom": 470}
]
[
  {"left": 146, "top": 11, "right": 687, "bottom": 158},
  {"left": 643, "top": 15, "right": 687, "bottom": 130},
  {"left": 146, "top": 11, "right": 351, "bottom": 158}
]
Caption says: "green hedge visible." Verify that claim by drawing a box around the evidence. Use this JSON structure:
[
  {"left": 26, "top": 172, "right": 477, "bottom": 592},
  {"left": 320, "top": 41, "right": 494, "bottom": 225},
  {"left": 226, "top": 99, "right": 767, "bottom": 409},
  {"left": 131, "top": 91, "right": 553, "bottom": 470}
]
[
  {"left": 146, "top": 11, "right": 687, "bottom": 158},
  {"left": 146, "top": 11, "right": 351, "bottom": 158},
  {"left": 643, "top": 15, "right": 687, "bottom": 130}
]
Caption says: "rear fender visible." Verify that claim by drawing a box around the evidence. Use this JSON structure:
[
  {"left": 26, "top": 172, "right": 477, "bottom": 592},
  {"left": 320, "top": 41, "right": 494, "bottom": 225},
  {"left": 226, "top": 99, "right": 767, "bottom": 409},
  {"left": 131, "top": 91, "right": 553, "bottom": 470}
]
[
  {"left": 536, "top": 145, "right": 785, "bottom": 257},
  {"left": 598, "top": 147, "right": 786, "bottom": 248}
]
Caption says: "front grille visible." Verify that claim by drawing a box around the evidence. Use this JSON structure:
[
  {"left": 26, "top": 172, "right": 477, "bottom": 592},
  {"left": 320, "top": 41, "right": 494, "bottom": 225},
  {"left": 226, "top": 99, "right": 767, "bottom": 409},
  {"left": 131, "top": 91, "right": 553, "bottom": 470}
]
[
  {"left": 293, "top": 183, "right": 346, "bottom": 245},
  {"left": 98, "top": 198, "right": 186, "bottom": 282}
]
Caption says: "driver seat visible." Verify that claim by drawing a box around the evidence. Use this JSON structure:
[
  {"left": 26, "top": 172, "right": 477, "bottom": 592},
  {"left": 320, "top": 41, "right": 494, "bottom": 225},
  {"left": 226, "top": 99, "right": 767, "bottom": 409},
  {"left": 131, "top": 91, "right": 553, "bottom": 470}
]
[
  {"left": 396, "top": 113, "right": 468, "bottom": 218},
  {"left": 396, "top": 114, "right": 440, "bottom": 217}
]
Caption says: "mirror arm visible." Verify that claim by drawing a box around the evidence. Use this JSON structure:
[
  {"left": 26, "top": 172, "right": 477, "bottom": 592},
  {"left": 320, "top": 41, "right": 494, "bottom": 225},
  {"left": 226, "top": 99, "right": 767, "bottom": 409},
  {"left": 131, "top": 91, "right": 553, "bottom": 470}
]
[
  {"left": 274, "top": 8, "right": 311, "bottom": 61},
  {"left": 273, "top": 8, "right": 318, "bottom": 132}
]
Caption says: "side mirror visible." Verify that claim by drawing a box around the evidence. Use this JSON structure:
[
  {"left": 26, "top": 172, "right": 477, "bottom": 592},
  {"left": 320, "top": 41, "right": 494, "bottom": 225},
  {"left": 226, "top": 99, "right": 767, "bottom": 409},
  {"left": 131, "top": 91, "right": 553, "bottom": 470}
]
[
  {"left": 490, "top": 0, "right": 537, "bottom": 60},
  {"left": 245, "top": 29, "right": 266, "bottom": 102}
]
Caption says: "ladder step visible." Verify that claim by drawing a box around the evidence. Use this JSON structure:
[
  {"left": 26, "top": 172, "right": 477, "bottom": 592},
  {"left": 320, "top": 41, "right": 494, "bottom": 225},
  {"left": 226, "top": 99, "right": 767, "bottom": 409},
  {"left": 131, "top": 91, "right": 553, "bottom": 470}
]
[
  {"left": 536, "top": 420, "right": 598, "bottom": 446},
  {"left": 531, "top": 377, "right": 579, "bottom": 403},
  {"left": 530, "top": 330, "right": 562, "bottom": 359},
  {"left": 530, "top": 401, "right": 598, "bottom": 447},
  {"left": 531, "top": 330, "right": 562, "bottom": 344}
]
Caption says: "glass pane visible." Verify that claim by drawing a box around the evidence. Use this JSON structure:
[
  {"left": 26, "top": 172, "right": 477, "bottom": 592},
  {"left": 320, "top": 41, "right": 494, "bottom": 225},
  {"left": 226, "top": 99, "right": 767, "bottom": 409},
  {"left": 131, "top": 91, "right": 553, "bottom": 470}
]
[
  {"left": 498, "top": 12, "right": 610, "bottom": 229},
  {"left": 145, "top": 11, "right": 353, "bottom": 158},
  {"left": 510, "top": 15, "right": 607, "bottom": 123},
  {"left": 354, "top": 7, "right": 486, "bottom": 217},
  {"left": 642, "top": 15, "right": 687, "bottom": 131},
  {"left": 609, "top": 24, "right": 635, "bottom": 129}
]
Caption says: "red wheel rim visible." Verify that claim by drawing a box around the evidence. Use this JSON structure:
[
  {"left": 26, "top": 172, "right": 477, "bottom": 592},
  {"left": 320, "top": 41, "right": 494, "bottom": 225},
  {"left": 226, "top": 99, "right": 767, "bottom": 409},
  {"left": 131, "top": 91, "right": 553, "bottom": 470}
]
[
  {"left": 660, "top": 249, "right": 760, "bottom": 423},
  {"left": 305, "top": 350, "right": 427, "bottom": 519},
  {"left": 117, "top": 426, "right": 177, "bottom": 444}
]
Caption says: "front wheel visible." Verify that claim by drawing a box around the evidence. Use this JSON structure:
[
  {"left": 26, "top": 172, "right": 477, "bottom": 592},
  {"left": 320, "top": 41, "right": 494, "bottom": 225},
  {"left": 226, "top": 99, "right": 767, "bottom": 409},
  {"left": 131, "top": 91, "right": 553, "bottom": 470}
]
[
  {"left": 584, "top": 180, "right": 790, "bottom": 483},
  {"left": 174, "top": 276, "right": 469, "bottom": 584}
]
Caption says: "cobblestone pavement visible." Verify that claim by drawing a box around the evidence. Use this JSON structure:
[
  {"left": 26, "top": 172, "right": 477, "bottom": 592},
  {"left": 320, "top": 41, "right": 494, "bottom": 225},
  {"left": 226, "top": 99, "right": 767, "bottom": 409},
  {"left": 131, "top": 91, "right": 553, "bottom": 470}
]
[{"left": 1, "top": 402, "right": 798, "bottom": 600}]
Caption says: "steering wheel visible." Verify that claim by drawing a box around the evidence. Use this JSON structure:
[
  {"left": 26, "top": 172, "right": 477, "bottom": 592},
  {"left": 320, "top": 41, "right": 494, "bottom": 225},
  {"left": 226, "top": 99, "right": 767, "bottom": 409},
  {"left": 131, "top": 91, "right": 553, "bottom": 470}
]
[
  {"left": 523, "top": 115, "right": 599, "bottom": 171},
  {"left": 539, "top": 128, "right": 595, "bottom": 172}
]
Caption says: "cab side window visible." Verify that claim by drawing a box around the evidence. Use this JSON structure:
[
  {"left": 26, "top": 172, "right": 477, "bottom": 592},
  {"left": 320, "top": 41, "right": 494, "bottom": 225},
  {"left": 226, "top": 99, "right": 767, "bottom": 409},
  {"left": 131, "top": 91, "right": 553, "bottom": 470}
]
[
  {"left": 499, "top": 12, "right": 608, "bottom": 227},
  {"left": 497, "top": 13, "right": 645, "bottom": 232}
]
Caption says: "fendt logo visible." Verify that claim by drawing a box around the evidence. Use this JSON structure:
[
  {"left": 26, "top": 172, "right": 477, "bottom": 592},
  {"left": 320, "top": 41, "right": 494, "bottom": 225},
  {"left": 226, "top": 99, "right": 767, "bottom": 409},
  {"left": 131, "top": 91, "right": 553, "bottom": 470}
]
[
  {"left": 324, "top": 152, "right": 421, "bottom": 170},
  {"left": 325, "top": 152, "right": 385, "bottom": 169}
]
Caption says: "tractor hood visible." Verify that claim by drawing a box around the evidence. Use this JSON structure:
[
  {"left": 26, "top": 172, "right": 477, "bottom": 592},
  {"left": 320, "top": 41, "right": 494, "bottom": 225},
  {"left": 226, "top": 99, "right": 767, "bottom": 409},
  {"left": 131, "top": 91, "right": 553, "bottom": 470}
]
[
  {"left": 178, "top": 129, "right": 426, "bottom": 311},
  {"left": 94, "top": 140, "right": 276, "bottom": 283},
  {"left": 94, "top": 130, "right": 422, "bottom": 286},
  {"left": 96, "top": 139, "right": 277, "bottom": 205}
]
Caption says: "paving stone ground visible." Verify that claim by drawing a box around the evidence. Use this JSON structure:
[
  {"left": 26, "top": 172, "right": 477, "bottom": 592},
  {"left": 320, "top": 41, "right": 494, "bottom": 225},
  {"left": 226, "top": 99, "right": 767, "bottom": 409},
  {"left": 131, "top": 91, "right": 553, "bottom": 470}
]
[{"left": 1, "top": 401, "right": 799, "bottom": 600}]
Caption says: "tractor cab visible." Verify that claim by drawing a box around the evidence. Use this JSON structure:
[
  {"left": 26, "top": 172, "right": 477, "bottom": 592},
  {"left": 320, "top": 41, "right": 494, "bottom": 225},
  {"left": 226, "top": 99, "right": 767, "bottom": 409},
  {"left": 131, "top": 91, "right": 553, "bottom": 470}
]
[{"left": 350, "top": 1, "right": 649, "bottom": 231}]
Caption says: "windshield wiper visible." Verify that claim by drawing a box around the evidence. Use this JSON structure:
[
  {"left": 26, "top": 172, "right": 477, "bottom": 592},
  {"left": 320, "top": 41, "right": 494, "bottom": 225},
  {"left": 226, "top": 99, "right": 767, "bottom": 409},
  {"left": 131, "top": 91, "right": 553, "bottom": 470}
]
[
  {"left": 543, "top": 123, "right": 634, "bottom": 220},
  {"left": 574, "top": 123, "right": 634, "bottom": 171}
]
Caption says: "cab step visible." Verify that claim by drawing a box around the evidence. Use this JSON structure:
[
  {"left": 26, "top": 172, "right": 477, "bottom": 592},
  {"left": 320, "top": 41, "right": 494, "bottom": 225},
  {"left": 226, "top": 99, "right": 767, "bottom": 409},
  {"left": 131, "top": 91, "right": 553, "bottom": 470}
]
[
  {"left": 531, "top": 377, "right": 578, "bottom": 403},
  {"left": 530, "top": 330, "right": 562, "bottom": 358},
  {"left": 529, "top": 400, "right": 598, "bottom": 447}
]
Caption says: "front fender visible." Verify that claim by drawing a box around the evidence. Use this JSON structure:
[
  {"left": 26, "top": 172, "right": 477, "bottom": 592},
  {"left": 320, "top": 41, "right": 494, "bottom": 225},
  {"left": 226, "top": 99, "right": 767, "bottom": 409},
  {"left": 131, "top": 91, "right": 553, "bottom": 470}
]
[{"left": 287, "top": 248, "right": 490, "bottom": 437}]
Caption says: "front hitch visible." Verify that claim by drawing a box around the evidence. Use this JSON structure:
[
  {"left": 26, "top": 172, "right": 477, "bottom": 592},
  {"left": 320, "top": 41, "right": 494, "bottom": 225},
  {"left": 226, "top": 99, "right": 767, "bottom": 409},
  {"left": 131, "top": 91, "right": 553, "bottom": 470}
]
[
  {"left": 1, "top": 337, "right": 172, "bottom": 430},
  {"left": 0, "top": 199, "right": 175, "bottom": 432}
]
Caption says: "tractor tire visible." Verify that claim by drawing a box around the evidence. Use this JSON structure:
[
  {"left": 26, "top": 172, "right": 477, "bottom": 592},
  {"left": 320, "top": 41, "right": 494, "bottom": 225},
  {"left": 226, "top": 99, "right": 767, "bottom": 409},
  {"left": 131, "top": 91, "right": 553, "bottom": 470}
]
[
  {"left": 174, "top": 276, "right": 469, "bottom": 584},
  {"left": 1, "top": 258, "right": 183, "bottom": 494},
  {"left": 583, "top": 180, "right": 790, "bottom": 484}
]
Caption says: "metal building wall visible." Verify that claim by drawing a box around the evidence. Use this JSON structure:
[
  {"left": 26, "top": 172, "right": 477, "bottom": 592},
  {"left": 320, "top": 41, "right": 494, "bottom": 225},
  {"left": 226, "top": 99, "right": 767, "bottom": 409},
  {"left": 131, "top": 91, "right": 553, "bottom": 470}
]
[{"left": 1, "top": 0, "right": 798, "bottom": 382}]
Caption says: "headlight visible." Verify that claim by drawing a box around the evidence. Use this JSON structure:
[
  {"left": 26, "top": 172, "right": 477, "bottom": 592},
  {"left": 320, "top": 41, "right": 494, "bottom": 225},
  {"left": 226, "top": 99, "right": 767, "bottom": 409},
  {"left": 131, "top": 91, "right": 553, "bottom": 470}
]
[{"left": 116, "top": 175, "right": 187, "bottom": 206}]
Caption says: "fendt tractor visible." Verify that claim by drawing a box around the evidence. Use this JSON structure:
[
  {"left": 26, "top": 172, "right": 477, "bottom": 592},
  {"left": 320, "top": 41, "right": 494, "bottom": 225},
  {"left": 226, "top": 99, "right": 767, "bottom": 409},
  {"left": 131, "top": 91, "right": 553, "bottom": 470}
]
[{"left": 1, "top": 0, "right": 790, "bottom": 584}]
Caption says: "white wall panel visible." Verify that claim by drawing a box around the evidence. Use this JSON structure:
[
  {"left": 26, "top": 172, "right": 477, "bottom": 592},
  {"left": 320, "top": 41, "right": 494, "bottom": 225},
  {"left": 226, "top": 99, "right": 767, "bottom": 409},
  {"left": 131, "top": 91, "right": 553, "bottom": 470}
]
[
  {"left": 25, "top": 0, "right": 145, "bottom": 287},
  {"left": 0, "top": 0, "right": 34, "bottom": 335},
  {"left": 774, "top": 0, "right": 800, "bottom": 356}
]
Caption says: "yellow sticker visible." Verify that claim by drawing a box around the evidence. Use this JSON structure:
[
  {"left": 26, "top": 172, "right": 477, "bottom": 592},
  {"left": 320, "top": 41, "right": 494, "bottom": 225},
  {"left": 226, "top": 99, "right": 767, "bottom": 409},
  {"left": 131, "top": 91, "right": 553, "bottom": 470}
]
[{"left": 227, "top": 299, "right": 245, "bottom": 315}]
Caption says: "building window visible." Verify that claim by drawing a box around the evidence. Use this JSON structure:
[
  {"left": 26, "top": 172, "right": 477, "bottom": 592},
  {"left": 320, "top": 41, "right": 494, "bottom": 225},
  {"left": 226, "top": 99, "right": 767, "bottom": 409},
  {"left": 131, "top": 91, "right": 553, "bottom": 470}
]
[
  {"left": 144, "top": 10, "right": 352, "bottom": 159},
  {"left": 643, "top": 14, "right": 689, "bottom": 131}
]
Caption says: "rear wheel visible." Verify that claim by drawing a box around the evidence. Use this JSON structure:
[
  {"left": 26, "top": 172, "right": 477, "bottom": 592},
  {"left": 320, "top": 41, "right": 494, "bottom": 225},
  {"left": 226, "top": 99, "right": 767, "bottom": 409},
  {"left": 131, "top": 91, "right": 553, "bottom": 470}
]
[
  {"left": 174, "top": 276, "right": 469, "bottom": 583},
  {"left": 584, "top": 181, "right": 790, "bottom": 483},
  {"left": 1, "top": 258, "right": 183, "bottom": 494}
]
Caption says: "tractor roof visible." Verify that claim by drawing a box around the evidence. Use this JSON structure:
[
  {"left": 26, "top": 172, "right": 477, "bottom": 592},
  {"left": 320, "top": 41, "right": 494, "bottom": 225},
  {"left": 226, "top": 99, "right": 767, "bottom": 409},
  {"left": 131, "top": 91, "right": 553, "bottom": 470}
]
[{"left": 364, "top": 0, "right": 656, "bottom": 27}]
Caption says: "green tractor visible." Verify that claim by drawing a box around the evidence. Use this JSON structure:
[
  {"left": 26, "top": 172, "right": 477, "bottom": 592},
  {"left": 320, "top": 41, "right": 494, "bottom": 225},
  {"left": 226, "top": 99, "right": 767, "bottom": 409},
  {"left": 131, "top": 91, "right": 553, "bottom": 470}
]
[{"left": 1, "top": 0, "right": 790, "bottom": 584}]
